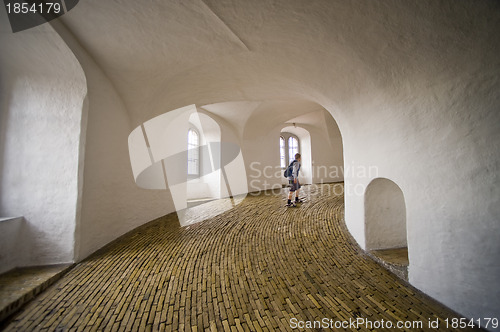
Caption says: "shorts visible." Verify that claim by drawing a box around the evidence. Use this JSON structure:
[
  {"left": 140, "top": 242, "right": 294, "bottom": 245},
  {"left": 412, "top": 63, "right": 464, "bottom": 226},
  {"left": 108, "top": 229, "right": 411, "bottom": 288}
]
[{"left": 289, "top": 179, "right": 301, "bottom": 192}]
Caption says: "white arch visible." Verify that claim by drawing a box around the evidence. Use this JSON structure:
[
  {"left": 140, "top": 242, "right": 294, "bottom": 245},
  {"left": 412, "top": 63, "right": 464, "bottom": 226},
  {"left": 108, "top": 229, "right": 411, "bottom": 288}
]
[{"left": 128, "top": 105, "right": 247, "bottom": 226}]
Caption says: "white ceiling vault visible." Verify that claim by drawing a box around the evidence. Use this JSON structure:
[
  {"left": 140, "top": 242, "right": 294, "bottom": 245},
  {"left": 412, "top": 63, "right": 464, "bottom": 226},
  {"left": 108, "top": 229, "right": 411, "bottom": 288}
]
[
  {"left": 59, "top": 0, "right": 250, "bottom": 122},
  {"left": 55, "top": 0, "right": 498, "bottom": 130}
]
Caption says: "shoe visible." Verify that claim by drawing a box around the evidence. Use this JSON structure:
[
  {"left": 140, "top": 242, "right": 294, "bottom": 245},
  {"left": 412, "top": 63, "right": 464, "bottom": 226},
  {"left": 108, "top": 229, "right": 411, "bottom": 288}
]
[
  {"left": 295, "top": 199, "right": 304, "bottom": 203},
  {"left": 286, "top": 202, "right": 297, "bottom": 207}
]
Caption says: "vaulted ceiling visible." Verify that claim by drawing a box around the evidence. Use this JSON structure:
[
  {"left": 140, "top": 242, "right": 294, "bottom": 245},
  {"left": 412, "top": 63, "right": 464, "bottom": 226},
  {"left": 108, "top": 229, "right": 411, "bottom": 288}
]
[{"left": 54, "top": 0, "right": 499, "bottom": 128}]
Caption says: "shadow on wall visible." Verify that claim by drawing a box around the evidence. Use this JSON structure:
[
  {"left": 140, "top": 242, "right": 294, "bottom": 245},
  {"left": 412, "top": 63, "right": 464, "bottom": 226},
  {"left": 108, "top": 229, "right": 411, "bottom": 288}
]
[
  {"left": 365, "top": 178, "right": 407, "bottom": 251},
  {"left": 0, "top": 79, "right": 12, "bottom": 209}
]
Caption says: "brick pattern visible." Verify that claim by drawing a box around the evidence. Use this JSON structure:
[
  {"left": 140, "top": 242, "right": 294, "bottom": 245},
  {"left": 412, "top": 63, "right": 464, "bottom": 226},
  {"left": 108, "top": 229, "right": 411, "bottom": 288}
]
[{"left": 2, "top": 184, "right": 473, "bottom": 331}]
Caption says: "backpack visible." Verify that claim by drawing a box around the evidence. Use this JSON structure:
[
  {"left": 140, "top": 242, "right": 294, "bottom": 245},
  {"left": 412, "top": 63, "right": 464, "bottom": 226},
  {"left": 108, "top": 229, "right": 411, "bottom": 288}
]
[{"left": 283, "top": 160, "right": 296, "bottom": 178}]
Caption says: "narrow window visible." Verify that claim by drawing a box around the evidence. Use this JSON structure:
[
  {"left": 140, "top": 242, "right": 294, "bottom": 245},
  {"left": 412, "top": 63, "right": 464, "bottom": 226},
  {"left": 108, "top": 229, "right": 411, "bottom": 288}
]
[
  {"left": 288, "top": 136, "right": 299, "bottom": 162},
  {"left": 280, "top": 136, "right": 286, "bottom": 168},
  {"left": 187, "top": 129, "right": 199, "bottom": 175}
]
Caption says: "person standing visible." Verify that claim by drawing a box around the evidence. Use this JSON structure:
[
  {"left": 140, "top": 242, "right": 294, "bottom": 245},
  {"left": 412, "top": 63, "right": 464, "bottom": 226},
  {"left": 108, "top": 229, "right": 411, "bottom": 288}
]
[{"left": 286, "top": 153, "right": 303, "bottom": 207}]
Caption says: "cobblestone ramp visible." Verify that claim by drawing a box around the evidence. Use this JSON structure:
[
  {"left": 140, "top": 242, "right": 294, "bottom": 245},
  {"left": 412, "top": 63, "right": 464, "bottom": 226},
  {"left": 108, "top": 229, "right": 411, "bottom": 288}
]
[{"left": 2, "top": 184, "right": 470, "bottom": 331}]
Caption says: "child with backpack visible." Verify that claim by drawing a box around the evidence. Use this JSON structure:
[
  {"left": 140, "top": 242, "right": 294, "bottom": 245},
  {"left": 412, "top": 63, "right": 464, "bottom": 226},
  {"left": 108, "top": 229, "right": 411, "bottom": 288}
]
[{"left": 284, "top": 153, "right": 304, "bottom": 207}]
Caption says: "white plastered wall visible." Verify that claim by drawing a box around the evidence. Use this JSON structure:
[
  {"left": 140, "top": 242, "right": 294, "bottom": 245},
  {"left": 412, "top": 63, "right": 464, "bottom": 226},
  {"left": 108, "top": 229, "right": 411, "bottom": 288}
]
[
  {"left": 0, "top": 12, "right": 87, "bottom": 272},
  {"left": 50, "top": 20, "right": 174, "bottom": 262},
  {"left": 337, "top": 76, "right": 500, "bottom": 322}
]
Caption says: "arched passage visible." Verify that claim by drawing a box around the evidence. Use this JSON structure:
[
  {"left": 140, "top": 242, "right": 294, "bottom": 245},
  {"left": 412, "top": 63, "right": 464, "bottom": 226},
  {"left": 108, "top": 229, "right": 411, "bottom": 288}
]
[
  {"left": 365, "top": 178, "right": 407, "bottom": 251},
  {"left": 128, "top": 105, "right": 246, "bottom": 226}
]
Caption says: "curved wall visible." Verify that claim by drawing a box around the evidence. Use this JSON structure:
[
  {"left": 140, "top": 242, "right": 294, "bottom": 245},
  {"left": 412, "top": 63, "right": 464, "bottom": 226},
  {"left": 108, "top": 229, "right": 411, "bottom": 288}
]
[
  {"left": 0, "top": 12, "right": 87, "bottom": 271},
  {"left": 49, "top": 20, "right": 174, "bottom": 261}
]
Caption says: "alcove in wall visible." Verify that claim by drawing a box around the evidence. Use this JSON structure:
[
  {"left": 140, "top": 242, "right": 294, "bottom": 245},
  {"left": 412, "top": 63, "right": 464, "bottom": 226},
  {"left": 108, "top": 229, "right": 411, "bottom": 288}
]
[{"left": 365, "top": 178, "right": 409, "bottom": 279}]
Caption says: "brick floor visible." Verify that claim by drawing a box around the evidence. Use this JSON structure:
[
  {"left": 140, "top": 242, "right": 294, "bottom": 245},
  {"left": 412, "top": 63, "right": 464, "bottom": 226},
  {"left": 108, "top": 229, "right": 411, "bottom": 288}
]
[{"left": 1, "top": 184, "right": 473, "bottom": 331}]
